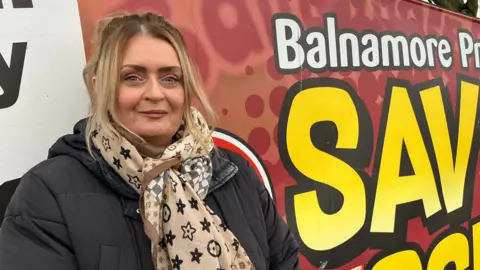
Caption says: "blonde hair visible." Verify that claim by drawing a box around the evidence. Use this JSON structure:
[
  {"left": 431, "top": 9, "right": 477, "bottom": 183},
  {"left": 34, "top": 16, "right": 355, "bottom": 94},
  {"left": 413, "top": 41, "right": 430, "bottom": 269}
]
[{"left": 83, "top": 12, "right": 216, "bottom": 155}]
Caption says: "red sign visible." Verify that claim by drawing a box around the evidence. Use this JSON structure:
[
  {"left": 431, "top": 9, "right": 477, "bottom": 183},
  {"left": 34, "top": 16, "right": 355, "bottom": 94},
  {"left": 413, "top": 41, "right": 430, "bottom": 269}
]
[{"left": 78, "top": 0, "right": 480, "bottom": 269}]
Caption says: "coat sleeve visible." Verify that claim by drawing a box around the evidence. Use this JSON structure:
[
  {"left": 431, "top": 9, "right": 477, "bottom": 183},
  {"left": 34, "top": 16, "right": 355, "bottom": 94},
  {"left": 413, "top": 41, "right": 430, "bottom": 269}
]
[
  {"left": 245, "top": 161, "right": 300, "bottom": 270},
  {"left": 0, "top": 172, "right": 79, "bottom": 270}
]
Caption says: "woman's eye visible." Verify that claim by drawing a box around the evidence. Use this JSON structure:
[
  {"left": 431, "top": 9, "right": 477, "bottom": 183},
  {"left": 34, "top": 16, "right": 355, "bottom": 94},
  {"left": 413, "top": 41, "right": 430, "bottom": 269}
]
[
  {"left": 124, "top": 75, "right": 141, "bottom": 82},
  {"left": 161, "top": 76, "right": 180, "bottom": 86}
]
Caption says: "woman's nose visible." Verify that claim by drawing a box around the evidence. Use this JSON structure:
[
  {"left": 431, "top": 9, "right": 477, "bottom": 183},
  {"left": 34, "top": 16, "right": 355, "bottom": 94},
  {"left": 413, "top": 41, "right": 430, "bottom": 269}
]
[{"left": 144, "top": 78, "right": 166, "bottom": 101}]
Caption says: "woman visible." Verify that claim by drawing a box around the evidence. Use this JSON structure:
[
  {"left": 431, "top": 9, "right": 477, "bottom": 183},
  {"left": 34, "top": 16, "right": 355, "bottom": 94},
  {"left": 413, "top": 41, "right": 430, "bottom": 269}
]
[{"left": 0, "top": 12, "right": 299, "bottom": 270}]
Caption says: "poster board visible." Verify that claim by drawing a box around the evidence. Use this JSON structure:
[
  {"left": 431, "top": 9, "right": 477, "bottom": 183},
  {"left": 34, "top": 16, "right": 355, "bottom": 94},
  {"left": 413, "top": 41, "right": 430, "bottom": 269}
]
[
  {"left": 0, "top": 0, "right": 88, "bottom": 182},
  {"left": 2, "top": 0, "right": 480, "bottom": 269}
]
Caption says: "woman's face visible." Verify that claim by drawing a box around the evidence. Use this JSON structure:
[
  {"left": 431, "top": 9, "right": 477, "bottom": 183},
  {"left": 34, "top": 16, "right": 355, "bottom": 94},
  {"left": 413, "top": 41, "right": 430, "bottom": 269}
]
[{"left": 116, "top": 34, "right": 185, "bottom": 147}]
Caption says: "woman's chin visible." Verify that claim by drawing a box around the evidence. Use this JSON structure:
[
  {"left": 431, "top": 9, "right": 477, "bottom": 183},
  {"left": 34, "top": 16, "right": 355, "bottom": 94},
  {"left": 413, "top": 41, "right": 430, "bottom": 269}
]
[{"left": 136, "top": 129, "right": 173, "bottom": 142}]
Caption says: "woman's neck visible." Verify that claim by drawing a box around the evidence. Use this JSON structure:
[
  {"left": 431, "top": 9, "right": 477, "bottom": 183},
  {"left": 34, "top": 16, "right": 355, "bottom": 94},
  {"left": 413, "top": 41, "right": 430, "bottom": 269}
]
[{"left": 116, "top": 125, "right": 170, "bottom": 158}]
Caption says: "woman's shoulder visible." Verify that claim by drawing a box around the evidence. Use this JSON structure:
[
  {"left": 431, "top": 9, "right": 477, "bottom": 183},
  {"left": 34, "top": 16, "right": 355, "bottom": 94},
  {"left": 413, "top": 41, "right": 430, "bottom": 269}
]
[
  {"left": 21, "top": 154, "right": 107, "bottom": 196},
  {"left": 2, "top": 156, "right": 86, "bottom": 223}
]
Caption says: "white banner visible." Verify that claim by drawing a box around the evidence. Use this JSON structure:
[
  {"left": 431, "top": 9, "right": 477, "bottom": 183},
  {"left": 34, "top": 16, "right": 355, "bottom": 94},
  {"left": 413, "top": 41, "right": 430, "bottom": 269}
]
[{"left": 0, "top": 0, "right": 87, "bottom": 183}]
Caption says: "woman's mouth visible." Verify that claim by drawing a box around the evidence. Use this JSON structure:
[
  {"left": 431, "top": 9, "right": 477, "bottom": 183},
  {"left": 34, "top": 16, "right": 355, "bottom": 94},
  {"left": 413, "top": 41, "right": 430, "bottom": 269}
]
[{"left": 139, "top": 110, "right": 167, "bottom": 119}]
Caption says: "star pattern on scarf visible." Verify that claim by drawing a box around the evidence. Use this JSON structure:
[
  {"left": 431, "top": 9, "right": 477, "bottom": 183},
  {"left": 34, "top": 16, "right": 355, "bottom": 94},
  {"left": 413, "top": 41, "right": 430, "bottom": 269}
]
[
  {"left": 113, "top": 157, "right": 122, "bottom": 169},
  {"left": 176, "top": 199, "right": 186, "bottom": 215},
  {"left": 165, "top": 230, "right": 176, "bottom": 246},
  {"left": 101, "top": 136, "right": 111, "bottom": 151},
  {"left": 181, "top": 222, "right": 196, "bottom": 241},
  {"left": 219, "top": 220, "right": 228, "bottom": 232},
  {"left": 159, "top": 237, "right": 167, "bottom": 249},
  {"left": 171, "top": 255, "right": 183, "bottom": 270},
  {"left": 189, "top": 197, "right": 198, "bottom": 210},
  {"left": 91, "top": 129, "right": 98, "bottom": 138},
  {"left": 190, "top": 248, "right": 203, "bottom": 263},
  {"left": 120, "top": 146, "right": 131, "bottom": 159},
  {"left": 200, "top": 217, "right": 211, "bottom": 232},
  {"left": 232, "top": 238, "right": 240, "bottom": 251},
  {"left": 184, "top": 143, "right": 193, "bottom": 151},
  {"left": 171, "top": 180, "right": 178, "bottom": 192},
  {"left": 127, "top": 174, "right": 140, "bottom": 189}
]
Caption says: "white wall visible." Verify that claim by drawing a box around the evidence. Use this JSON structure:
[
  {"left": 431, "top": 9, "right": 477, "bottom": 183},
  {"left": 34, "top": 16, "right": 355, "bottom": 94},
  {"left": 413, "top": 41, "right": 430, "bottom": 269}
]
[{"left": 0, "top": 0, "right": 88, "bottom": 184}]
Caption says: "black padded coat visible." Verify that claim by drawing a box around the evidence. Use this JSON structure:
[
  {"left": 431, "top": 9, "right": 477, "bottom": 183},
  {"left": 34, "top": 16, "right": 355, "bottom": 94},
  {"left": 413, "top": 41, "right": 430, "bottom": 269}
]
[{"left": 0, "top": 119, "right": 299, "bottom": 270}]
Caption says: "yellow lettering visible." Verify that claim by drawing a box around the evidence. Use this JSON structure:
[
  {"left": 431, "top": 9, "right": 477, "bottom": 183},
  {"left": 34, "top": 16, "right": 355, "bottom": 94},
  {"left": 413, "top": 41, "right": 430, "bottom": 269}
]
[
  {"left": 372, "top": 250, "right": 423, "bottom": 270},
  {"left": 371, "top": 86, "right": 442, "bottom": 233},
  {"left": 287, "top": 86, "right": 366, "bottom": 250},
  {"left": 427, "top": 232, "right": 469, "bottom": 269},
  {"left": 473, "top": 221, "right": 480, "bottom": 270},
  {"left": 420, "top": 82, "right": 478, "bottom": 213}
]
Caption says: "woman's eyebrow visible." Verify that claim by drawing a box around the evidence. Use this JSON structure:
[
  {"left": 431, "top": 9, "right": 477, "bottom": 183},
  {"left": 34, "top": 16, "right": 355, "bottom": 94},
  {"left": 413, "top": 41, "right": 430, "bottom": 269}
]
[
  {"left": 121, "top": 64, "right": 146, "bottom": 73},
  {"left": 158, "top": 66, "right": 182, "bottom": 73},
  {"left": 121, "top": 65, "right": 182, "bottom": 74}
]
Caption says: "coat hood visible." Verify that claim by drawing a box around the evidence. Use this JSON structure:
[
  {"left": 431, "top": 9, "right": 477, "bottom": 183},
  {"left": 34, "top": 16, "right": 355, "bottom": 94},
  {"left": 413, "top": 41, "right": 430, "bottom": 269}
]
[
  {"left": 47, "top": 118, "right": 139, "bottom": 199},
  {"left": 48, "top": 118, "right": 91, "bottom": 163}
]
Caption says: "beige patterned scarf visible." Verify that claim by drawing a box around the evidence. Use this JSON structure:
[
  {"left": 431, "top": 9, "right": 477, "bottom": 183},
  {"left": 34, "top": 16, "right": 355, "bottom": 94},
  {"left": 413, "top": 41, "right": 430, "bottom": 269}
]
[{"left": 91, "top": 108, "right": 253, "bottom": 270}]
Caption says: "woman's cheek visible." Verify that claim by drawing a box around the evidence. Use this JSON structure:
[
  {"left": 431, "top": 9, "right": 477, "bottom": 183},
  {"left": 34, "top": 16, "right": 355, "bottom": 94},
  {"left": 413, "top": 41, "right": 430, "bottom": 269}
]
[{"left": 118, "top": 87, "right": 142, "bottom": 110}]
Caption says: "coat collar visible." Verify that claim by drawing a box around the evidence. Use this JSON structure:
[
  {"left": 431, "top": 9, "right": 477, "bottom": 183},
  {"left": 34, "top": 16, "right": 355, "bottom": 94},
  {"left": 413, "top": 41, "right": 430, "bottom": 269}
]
[
  {"left": 95, "top": 147, "right": 238, "bottom": 200},
  {"left": 209, "top": 148, "right": 238, "bottom": 194}
]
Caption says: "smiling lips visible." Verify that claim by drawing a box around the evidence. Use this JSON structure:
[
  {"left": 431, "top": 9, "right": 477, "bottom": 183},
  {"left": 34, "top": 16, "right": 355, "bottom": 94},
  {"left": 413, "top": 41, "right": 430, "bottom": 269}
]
[{"left": 139, "top": 110, "right": 167, "bottom": 119}]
